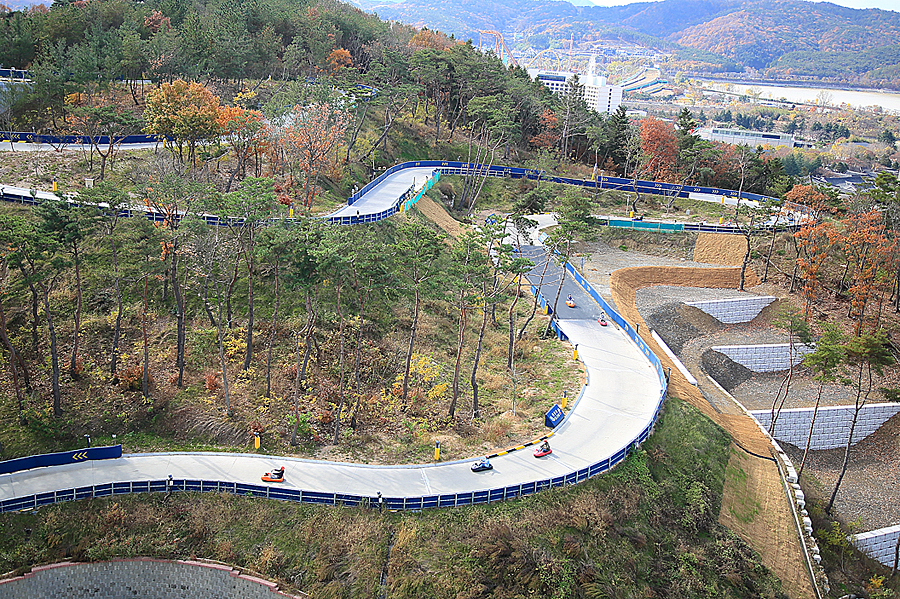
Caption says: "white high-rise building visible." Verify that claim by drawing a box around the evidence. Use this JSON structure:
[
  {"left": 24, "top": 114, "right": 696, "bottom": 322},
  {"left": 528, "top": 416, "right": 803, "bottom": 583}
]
[{"left": 527, "top": 55, "right": 623, "bottom": 114}]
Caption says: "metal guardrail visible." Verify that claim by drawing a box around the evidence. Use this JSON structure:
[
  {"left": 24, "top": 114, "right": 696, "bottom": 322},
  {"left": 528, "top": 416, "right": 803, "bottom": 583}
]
[{"left": 1, "top": 256, "right": 667, "bottom": 514}]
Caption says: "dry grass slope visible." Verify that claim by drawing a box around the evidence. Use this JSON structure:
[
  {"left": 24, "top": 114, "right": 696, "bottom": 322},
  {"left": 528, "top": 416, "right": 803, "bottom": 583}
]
[{"left": 609, "top": 264, "right": 816, "bottom": 599}]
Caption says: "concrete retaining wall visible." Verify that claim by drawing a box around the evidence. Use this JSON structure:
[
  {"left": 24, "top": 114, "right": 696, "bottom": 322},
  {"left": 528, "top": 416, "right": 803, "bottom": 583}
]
[
  {"left": 853, "top": 525, "right": 900, "bottom": 568},
  {"left": 0, "top": 559, "right": 304, "bottom": 599},
  {"left": 750, "top": 403, "right": 900, "bottom": 450},
  {"left": 686, "top": 296, "right": 776, "bottom": 323},
  {"left": 712, "top": 343, "right": 815, "bottom": 372}
]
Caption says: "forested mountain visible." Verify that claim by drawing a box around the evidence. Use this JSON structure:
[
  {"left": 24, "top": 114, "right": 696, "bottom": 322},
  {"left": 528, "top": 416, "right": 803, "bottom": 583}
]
[{"left": 352, "top": 0, "right": 900, "bottom": 87}]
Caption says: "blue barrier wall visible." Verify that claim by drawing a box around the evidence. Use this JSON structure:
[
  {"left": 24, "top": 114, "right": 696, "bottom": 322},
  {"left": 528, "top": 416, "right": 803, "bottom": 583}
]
[{"left": 0, "top": 445, "right": 122, "bottom": 475}]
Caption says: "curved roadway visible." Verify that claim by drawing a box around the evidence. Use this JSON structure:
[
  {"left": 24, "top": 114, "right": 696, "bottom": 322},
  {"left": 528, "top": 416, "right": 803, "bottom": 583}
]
[
  {"left": 0, "top": 248, "right": 661, "bottom": 507},
  {"left": 1, "top": 160, "right": 663, "bottom": 509}
]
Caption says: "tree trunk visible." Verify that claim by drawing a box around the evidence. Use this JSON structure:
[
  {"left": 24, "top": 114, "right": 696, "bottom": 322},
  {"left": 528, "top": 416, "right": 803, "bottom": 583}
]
[
  {"left": 350, "top": 284, "right": 370, "bottom": 429},
  {"left": 70, "top": 242, "right": 83, "bottom": 377},
  {"left": 172, "top": 251, "right": 186, "bottom": 387},
  {"left": 449, "top": 300, "right": 467, "bottom": 418},
  {"left": 739, "top": 217, "right": 754, "bottom": 291},
  {"left": 519, "top": 250, "right": 551, "bottom": 340},
  {"left": 242, "top": 243, "right": 254, "bottom": 371},
  {"left": 42, "top": 285, "right": 62, "bottom": 417},
  {"left": 226, "top": 252, "right": 240, "bottom": 327},
  {"left": 0, "top": 291, "right": 26, "bottom": 411},
  {"left": 544, "top": 241, "right": 570, "bottom": 338},
  {"left": 333, "top": 285, "right": 346, "bottom": 444},
  {"left": 29, "top": 283, "right": 39, "bottom": 354},
  {"left": 202, "top": 276, "right": 216, "bottom": 326},
  {"left": 762, "top": 212, "right": 780, "bottom": 283},
  {"left": 265, "top": 263, "right": 280, "bottom": 398},
  {"left": 506, "top": 273, "right": 523, "bottom": 371},
  {"left": 798, "top": 383, "right": 824, "bottom": 480},
  {"left": 215, "top": 281, "right": 232, "bottom": 416},
  {"left": 290, "top": 329, "right": 303, "bottom": 446},
  {"left": 401, "top": 287, "right": 420, "bottom": 404},
  {"left": 110, "top": 238, "right": 123, "bottom": 378},
  {"left": 142, "top": 276, "right": 150, "bottom": 398},
  {"left": 470, "top": 283, "right": 489, "bottom": 420},
  {"left": 826, "top": 361, "right": 866, "bottom": 513}
]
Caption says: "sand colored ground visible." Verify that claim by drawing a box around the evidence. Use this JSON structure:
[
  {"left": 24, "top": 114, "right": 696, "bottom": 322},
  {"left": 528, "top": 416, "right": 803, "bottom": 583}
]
[
  {"left": 413, "top": 194, "right": 464, "bottom": 238},
  {"left": 693, "top": 232, "right": 748, "bottom": 265},
  {"left": 609, "top": 265, "right": 816, "bottom": 599}
]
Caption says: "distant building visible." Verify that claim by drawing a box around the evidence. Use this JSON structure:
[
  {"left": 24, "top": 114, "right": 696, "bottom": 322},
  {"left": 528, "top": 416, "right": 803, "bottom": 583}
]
[
  {"left": 699, "top": 127, "right": 795, "bottom": 148},
  {"left": 528, "top": 56, "right": 623, "bottom": 115}
]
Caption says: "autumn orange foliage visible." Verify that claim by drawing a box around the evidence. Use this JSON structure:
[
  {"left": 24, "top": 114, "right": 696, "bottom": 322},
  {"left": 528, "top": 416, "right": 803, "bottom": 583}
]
[
  {"left": 283, "top": 104, "right": 351, "bottom": 213},
  {"left": 529, "top": 109, "right": 561, "bottom": 150},
  {"left": 144, "top": 80, "right": 220, "bottom": 165},
  {"left": 639, "top": 117, "right": 678, "bottom": 182}
]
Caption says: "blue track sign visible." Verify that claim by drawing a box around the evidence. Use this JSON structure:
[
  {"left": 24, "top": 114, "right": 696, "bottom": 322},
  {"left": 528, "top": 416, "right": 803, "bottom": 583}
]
[{"left": 545, "top": 404, "right": 564, "bottom": 428}]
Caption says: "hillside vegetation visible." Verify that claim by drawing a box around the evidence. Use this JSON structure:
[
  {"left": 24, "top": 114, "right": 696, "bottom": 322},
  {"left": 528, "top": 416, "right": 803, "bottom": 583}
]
[{"left": 354, "top": 0, "right": 900, "bottom": 88}]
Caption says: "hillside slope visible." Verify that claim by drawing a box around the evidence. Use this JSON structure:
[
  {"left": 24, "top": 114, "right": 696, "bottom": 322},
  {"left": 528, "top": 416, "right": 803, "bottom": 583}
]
[{"left": 353, "top": 0, "right": 900, "bottom": 86}]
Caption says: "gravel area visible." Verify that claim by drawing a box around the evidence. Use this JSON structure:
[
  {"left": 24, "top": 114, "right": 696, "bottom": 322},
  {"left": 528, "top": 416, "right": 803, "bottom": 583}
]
[
  {"left": 701, "top": 349, "right": 752, "bottom": 391},
  {"left": 582, "top": 245, "right": 715, "bottom": 309},
  {"left": 636, "top": 285, "right": 755, "bottom": 316},
  {"left": 732, "top": 371, "right": 860, "bottom": 411},
  {"left": 632, "top": 284, "right": 900, "bottom": 533}
]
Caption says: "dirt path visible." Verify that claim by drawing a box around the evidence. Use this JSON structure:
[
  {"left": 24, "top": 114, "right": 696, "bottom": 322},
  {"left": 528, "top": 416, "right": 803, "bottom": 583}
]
[
  {"left": 608, "top": 265, "right": 816, "bottom": 599},
  {"left": 412, "top": 194, "right": 464, "bottom": 238}
]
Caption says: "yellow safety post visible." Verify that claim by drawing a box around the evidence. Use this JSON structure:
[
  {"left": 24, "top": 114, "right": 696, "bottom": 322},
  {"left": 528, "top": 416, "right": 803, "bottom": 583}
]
[
  {"left": 720, "top": 197, "right": 724, "bottom": 203},
  {"left": 254, "top": 432, "right": 260, "bottom": 449},
  {"left": 561, "top": 390, "right": 568, "bottom": 410},
  {"left": 289, "top": 204, "right": 294, "bottom": 218},
  {"left": 719, "top": 216, "right": 724, "bottom": 225},
  {"left": 434, "top": 441, "right": 440, "bottom": 461},
  {"left": 52, "top": 178, "right": 57, "bottom": 192},
  {"left": 573, "top": 343, "right": 579, "bottom": 361},
  {"left": 543, "top": 304, "right": 549, "bottom": 315},
  {"left": 630, "top": 210, "right": 634, "bottom": 218}
]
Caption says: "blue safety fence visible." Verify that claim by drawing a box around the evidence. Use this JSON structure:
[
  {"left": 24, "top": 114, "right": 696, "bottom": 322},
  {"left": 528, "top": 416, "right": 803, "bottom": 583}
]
[
  {"left": 0, "top": 155, "right": 801, "bottom": 235},
  {"left": 326, "top": 169, "right": 440, "bottom": 226},
  {"left": 0, "top": 131, "right": 163, "bottom": 145},
  {"left": 0, "top": 257, "right": 667, "bottom": 514},
  {"left": 0, "top": 69, "right": 30, "bottom": 81},
  {"left": 0, "top": 445, "right": 122, "bottom": 475}
]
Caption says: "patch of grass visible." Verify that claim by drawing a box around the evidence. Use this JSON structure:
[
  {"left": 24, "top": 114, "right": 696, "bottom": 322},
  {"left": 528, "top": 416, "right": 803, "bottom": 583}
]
[{"left": 0, "top": 398, "right": 786, "bottom": 599}]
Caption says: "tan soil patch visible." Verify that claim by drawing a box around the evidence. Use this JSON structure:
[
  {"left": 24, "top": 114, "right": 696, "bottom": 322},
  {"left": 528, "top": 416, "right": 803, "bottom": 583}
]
[
  {"left": 693, "top": 232, "right": 747, "bottom": 265},
  {"left": 413, "top": 194, "right": 464, "bottom": 238},
  {"left": 609, "top": 265, "right": 815, "bottom": 599},
  {"left": 721, "top": 445, "right": 814, "bottom": 599}
]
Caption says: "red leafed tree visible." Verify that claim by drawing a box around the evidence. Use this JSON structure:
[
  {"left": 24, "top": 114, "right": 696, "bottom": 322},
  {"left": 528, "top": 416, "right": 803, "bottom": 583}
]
[
  {"left": 840, "top": 210, "right": 897, "bottom": 335},
  {"left": 530, "top": 108, "right": 561, "bottom": 150},
  {"left": 284, "top": 103, "right": 351, "bottom": 213},
  {"left": 639, "top": 117, "right": 678, "bottom": 181},
  {"left": 217, "top": 106, "right": 269, "bottom": 192},
  {"left": 794, "top": 219, "right": 838, "bottom": 320}
]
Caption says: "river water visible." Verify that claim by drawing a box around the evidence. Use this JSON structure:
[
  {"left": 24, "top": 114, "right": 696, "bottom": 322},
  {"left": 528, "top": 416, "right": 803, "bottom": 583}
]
[{"left": 698, "top": 80, "right": 900, "bottom": 113}]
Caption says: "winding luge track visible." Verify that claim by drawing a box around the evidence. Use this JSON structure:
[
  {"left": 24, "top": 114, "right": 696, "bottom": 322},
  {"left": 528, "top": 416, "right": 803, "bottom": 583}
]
[{"left": 3, "top": 158, "right": 787, "bottom": 512}]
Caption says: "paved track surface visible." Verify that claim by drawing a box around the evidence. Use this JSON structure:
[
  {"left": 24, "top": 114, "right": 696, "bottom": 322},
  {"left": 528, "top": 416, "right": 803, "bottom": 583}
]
[
  {"left": 326, "top": 167, "right": 436, "bottom": 220},
  {"left": 0, "top": 247, "right": 661, "bottom": 502}
]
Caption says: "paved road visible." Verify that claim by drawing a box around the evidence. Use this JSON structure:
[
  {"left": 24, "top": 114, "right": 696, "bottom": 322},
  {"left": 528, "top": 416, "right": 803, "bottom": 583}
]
[
  {"left": 326, "top": 167, "right": 436, "bottom": 221},
  {"left": 0, "top": 245, "right": 661, "bottom": 502}
]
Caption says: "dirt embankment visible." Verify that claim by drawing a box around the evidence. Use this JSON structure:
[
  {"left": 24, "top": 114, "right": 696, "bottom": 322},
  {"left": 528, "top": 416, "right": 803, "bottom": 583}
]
[
  {"left": 609, "top": 265, "right": 815, "bottom": 599},
  {"left": 693, "top": 232, "right": 748, "bottom": 265},
  {"left": 412, "top": 194, "right": 464, "bottom": 238}
]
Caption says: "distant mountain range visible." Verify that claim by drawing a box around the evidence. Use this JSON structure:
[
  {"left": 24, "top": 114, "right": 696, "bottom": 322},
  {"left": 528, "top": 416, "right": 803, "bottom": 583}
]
[{"left": 352, "top": 0, "right": 900, "bottom": 88}]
